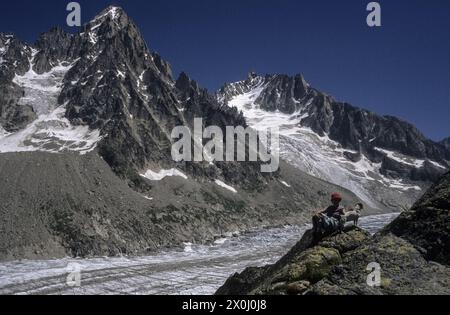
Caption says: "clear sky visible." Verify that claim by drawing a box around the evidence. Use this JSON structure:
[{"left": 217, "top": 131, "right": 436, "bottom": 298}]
[{"left": 1, "top": 0, "right": 449, "bottom": 141}]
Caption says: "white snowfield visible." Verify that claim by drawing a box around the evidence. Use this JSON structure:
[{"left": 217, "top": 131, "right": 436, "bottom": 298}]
[
  {"left": 0, "top": 59, "right": 102, "bottom": 154},
  {"left": 214, "top": 180, "right": 238, "bottom": 193},
  {"left": 225, "top": 78, "right": 441, "bottom": 207},
  {"left": 140, "top": 168, "right": 188, "bottom": 181}
]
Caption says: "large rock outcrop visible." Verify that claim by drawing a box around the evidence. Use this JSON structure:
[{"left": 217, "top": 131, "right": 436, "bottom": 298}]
[{"left": 217, "top": 172, "right": 450, "bottom": 295}]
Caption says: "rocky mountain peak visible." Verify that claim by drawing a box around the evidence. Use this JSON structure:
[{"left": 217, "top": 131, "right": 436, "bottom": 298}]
[
  {"left": 89, "top": 6, "right": 126, "bottom": 26},
  {"left": 33, "top": 27, "right": 74, "bottom": 74},
  {"left": 0, "top": 32, "right": 33, "bottom": 76},
  {"left": 176, "top": 71, "right": 200, "bottom": 97},
  {"left": 441, "top": 137, "right": 450, "bottom": 151},
  {"left": 247, "top": 71, "right": 258, "bottom": 80},
  {"left": 35, "top": 27, "right": 71, "bottom": 46},
  {"left": 0, "top": 33, "right": 14, "bottom": 46},
  {"left": 37, "top": 6, "right": 264, "bottom": 188},
  {"left": 218, "top": 72, "right": 313, "bottom": 114}
]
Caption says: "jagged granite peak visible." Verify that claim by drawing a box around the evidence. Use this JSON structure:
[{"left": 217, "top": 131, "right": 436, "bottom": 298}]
[
  {"left": 217, "top": 172, "right": 450, "bottom": 295},
  {"left": 81, "top": 6, "right": 130, "bottom": 39},
  {"left": 0, "top": 33, "right": 33, "bottom": 75},
  {"left": 91, "top": 6, "right": 124, "bottom": 21},
  {"left": 218, "top": 72, "right": 312, "bottom": 114},
  {"left": 176, "top": 71, "right": 199, "bottom": 96},
  {"left": 55, "top": 11, "right": 194, "bottom": 181},
  {"left": 441, "top": 137, "right": 450, "bottom": 151},
  {"left": 32, "top": 27, "right": 75, "bottom": 74},
  {"left": 0, "top": 6, "right": 269, "bottom": 189},
  {"left": 175, "top": 72, "right": 247, "bottom": 133}
]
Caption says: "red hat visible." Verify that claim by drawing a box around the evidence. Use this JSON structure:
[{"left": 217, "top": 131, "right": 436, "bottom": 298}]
[{"left": 331, "top": 193, "right": 342, "bottom": 201}]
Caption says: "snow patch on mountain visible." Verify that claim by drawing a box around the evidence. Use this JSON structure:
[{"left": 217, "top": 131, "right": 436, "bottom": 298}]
[
  {"left": 140, "top": 168, "right": 188, "bottom": 181},
  {"left": 215, "top": 180, "right": 238, "bottom": 193}
]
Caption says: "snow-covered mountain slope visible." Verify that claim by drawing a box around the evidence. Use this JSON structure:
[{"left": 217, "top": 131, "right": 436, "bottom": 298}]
[
  {"left": 0, "top": 59, "right": 101, "bottom": 153},
  {"left": 218, "top": 73, "right": 450, "bottom": 208}
]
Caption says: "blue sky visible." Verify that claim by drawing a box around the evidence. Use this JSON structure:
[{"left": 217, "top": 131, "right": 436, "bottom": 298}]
[{"left": 1, "top": 0, "right": 449, "bottom": 141}]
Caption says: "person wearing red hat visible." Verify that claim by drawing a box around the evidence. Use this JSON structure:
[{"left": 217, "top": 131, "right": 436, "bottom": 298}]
[{"left": 312, "top": 192, "right": 345, "bottom": 239}]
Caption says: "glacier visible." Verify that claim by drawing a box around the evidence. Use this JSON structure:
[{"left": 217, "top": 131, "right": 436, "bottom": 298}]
[
  {"left": 0, "top": 213, "right": 399, "bottom": 295},
  {"left": 0, "top": 59, "right": 102, "bottom": 154}
]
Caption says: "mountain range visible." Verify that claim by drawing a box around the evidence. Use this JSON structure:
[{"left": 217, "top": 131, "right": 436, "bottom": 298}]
[
  {"left": 0, "top": 6, "right": 448, "bottom": 261},
  {"left": 0, "top": 6, "right": 363, "bottom": 261}
]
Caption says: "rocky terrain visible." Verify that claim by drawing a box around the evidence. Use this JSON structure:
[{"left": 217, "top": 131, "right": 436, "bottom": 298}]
[
  {"left": 216, "top": 171, "right": 450, "bottom": 295},
  {"left": 217, "top": 73, "right": 450, "bottom": 209}
]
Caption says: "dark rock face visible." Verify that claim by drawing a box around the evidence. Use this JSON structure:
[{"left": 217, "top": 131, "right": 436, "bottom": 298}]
[
  {"left": 33, "top": 27, "right": 76, "bottom": 74},
  {"left": 217, "top": 172, "right": 450, "bottom": 295},
  {"left": 0, "top": 33, "right": 36, "bottom": 131},
  {"left": 218, "top": 74, "right": 450, "bottom": 184},
  {"left": 385, "top": 171, "right": 450, "bottom": 265},
  {"left": 441, "top": 137, "right": 450, "bottom": 151}
]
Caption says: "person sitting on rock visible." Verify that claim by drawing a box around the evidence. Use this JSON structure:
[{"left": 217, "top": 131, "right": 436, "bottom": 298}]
[{"left": 312, "top": 192, "right": 346, "bottom": 239}]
